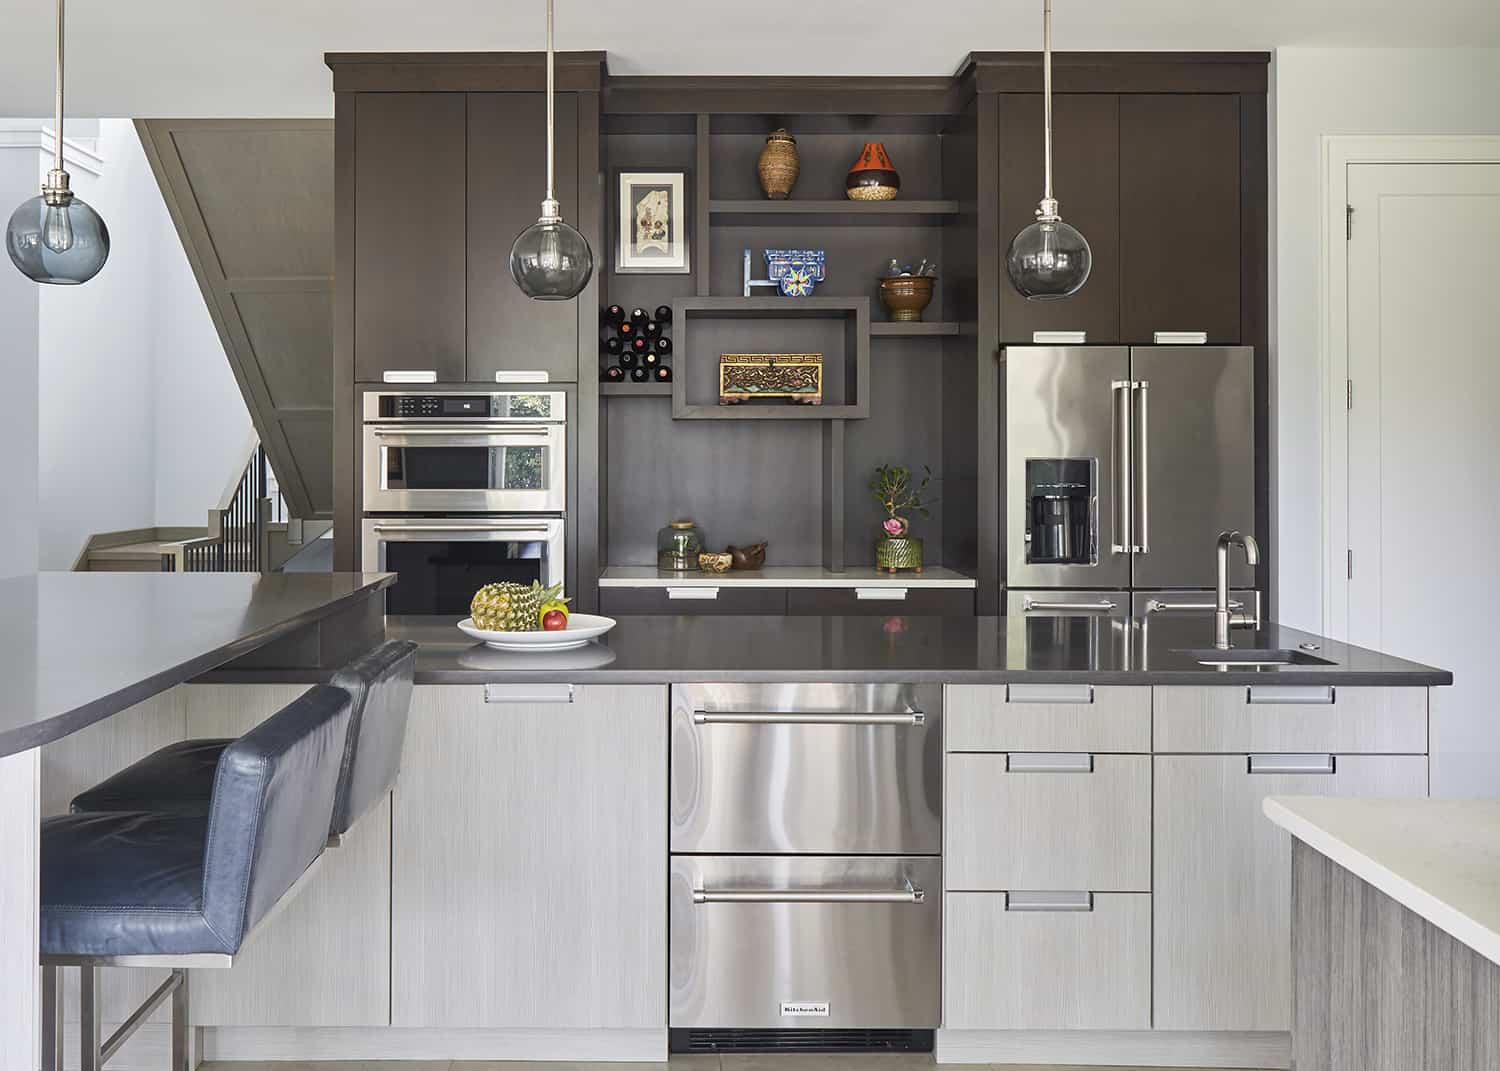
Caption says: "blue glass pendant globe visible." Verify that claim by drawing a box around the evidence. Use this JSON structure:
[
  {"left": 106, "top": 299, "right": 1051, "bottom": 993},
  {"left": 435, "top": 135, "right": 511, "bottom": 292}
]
[
  {"left": 1007, "top": 217, "right": 1091, "bottom": 300},
  {"left": 510, "top": 217, "right": 593, "bottom": 300},
  {"left": 6, "top": 194, "right": 110, "bottom": 284}
]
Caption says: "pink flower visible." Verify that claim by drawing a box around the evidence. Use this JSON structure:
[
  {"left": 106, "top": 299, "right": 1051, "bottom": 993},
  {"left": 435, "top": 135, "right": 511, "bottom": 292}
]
[{"left": 883, "top": 517, "right": 905, "bottom": 536}]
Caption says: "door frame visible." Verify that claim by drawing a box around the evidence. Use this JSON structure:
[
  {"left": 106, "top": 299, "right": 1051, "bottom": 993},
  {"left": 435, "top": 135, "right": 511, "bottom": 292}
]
[{"left": 1318, "top": 135, "right": 1500, "bottom": 638}]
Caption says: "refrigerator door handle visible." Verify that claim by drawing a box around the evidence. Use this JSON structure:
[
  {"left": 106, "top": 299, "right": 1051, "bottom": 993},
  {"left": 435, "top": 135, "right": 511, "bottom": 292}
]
[
  {"left": 1133, "top": 380, "right": 1150, "bottom": 554},
  {"left": 1111, "top": 380, "right": 1132, "bottom": 555}
]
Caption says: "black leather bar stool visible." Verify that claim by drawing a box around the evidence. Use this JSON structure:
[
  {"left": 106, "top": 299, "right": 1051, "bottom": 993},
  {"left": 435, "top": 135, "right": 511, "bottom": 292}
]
[
  {"left": 39, "top": 684, "right": 353, "bottom": 1071},
  {"left": 72, "top": 640, "right": 418, "bottom": 843}
]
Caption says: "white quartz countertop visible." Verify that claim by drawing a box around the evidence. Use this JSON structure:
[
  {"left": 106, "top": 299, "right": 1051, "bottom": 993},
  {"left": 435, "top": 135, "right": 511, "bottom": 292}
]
[
  {"left": 1264, "top": 796, "right": 1500, "bottom": 967},
  {"left": 598, "top": 565, "right": 977, "bottom": 589}
]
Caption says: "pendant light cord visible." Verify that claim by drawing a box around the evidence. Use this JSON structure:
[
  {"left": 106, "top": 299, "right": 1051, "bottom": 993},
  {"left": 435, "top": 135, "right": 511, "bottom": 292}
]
[
  {"left": 54, "top": 0, "right": 65, "bottom": 172},
  {"left": 1042, "top": 0, "right": 1053, "bottom": 204},
  {"left": 545, "top": 0, "right": 555, "bottom": 204}
]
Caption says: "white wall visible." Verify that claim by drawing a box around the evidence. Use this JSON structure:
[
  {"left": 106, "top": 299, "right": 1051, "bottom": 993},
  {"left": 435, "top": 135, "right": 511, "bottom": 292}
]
[
  {"left": 0, "top": 143, "right": 40, "bottom": 577},
  {"left": 1273, "top": 48, "right": 1500, "bottom": 631},
  {"left": 32, "top": 119, "right": 253, "bottom": 568}
]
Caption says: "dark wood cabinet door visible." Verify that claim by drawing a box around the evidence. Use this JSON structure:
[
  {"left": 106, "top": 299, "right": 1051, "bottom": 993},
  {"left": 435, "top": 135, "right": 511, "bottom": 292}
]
[
  {"left": 354, "top": 93, "right": 467, "bottom": 383},
  {"left": 467, "top": 93, "right": 581, "bottom": 383},
  {"left": 997, "top": 93, "right": 1121, "bottom": 343},
  {"left": 1119, "top": 94, "right": 1241, "bottom": 344}
]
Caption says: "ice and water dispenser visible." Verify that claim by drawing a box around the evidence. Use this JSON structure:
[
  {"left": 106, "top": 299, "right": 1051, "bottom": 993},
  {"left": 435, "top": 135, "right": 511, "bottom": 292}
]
[{"left": 1023, "top": 459, "right": 1097, "bottom": 565}]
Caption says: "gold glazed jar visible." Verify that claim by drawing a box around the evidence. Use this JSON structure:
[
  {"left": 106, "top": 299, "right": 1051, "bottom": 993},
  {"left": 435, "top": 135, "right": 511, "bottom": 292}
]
[{"left": 757, "top": 129, "right": 800, "bottom": 200}]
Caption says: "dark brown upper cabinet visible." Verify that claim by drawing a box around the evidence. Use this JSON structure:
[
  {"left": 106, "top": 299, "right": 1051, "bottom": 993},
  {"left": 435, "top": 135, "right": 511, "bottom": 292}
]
[
  {"left": 997, "top": 93, "right": 1121, "bottom": 344},
  {"left": 353, "top": 93, "right": 468, "bottom": 383},
  {"left": 1119, "top": 94, "right": 1241, "bottom": 344},
  {"left": 467, "top": 92, "right": 581, "bottom": 383}
]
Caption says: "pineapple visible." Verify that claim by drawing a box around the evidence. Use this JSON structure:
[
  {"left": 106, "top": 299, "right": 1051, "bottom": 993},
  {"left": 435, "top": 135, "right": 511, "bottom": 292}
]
[{"left": 470, "top": 581, "right": 564, "bottom": 632}]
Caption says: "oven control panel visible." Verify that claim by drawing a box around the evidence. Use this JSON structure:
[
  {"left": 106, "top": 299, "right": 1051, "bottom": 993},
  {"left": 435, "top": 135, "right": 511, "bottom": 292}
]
[{"left": 365, "top": 391, "right": 566, "bottom": 423}]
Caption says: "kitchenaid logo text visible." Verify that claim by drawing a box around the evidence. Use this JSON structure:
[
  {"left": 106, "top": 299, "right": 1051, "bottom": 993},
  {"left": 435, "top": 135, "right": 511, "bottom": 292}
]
[{"left": 780, "top": 1001, "right": 830, "bottom": 1017}]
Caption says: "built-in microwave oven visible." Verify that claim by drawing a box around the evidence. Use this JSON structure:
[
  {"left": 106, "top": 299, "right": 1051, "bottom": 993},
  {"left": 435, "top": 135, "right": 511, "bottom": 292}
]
[
  {"left": 361, "top": 391, "right": 566, "bottom": 514},
  {"left": 361, "top": 516, "right": 565, "bottom": 616}
]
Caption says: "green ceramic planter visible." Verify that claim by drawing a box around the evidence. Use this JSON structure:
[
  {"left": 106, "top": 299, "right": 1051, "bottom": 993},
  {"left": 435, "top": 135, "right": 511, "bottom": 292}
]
[{"left": 875, "top": 536, "right": 924, "bottom": 573}]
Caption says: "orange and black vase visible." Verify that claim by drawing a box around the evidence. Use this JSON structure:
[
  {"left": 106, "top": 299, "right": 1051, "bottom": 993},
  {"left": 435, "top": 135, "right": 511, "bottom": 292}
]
[{"left": 845, "top": 142, "right": 901, "bottom": 201}]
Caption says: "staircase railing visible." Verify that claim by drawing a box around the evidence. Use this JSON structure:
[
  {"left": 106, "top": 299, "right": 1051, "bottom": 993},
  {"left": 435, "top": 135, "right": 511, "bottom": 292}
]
[{"left": 163, "top": 444, "right": 275, "bottom": 573}]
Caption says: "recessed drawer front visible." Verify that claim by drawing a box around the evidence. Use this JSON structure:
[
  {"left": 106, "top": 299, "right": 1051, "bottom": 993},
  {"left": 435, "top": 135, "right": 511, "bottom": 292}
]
[
  {"left": 1153, "top": 685, "right": 1428, "bottom": 753},
  {"left": 671, "top": 855, "right": 941, "bottom": 1029},
  {"left": 945, "top": 891, "right": 1151, "bottom": 1030},
  {"left": 599, "top": 586, "right": 787, "bottom": 615},
  {"left": 946, "top": 753, "right": 1150, "bottom": 891},
  {"left": 947, "top": 684, "right": 1151, "bottom": 752},
  {"left": 786, "top": 587, "right": 975, "bottom": 616}
]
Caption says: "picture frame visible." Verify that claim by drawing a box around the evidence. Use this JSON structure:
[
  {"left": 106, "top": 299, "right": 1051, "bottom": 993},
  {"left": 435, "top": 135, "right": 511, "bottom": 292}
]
[{"left": 614, "top": 170, "right": 691, "bottom": 274}]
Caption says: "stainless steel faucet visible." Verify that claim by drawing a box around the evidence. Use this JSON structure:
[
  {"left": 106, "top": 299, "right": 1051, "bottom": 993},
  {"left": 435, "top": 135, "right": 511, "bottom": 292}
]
[{"left": 1214, "top": 530, "right": 1261, "bottom": 649}]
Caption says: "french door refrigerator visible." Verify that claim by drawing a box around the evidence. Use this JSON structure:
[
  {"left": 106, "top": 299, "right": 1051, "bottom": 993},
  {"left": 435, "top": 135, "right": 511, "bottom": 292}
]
[{"left": 1003, "top": 345, "right": 1256, "bottom": 618}]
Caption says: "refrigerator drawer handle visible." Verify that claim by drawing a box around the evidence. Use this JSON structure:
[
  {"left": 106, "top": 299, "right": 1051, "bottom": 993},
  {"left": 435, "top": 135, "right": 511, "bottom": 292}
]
[
  {"left": 1023, "top": 598, "right": 1117, "bottom": 614},
  {"left": 1147, "top": 599, "right": 1243, "bottom": 614},
  {"left": 1246, "top": 685, "right": 1336, "bottom": 706},
  {"left": 1006, "top": 890, "right": 1094, "bottom": 912},
  {"left": 1133, "top": 380, "right": 1150, "bottom": 554},
  {"left": 692, "top": 710, "right": 925, "bottom": 727},
  {"left": 1111, "top": 380, "right": 1132, "bottom": 554},
  {"left": 1248, "top": 754, "right": 1336, "bottom": 775},
  {"left": 1006, "top": 752, "right": 1095, "bottom": 773},
  {"left": 693, "top": 887, "right": 925, "bottom": 905}
]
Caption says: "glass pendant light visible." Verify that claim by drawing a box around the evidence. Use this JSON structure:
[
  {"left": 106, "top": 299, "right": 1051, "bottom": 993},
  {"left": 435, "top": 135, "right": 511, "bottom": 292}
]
[
  {"left": 1006, "top": 0, "right": 1090, "bottom": 300},
  {"left": 510, "top": 0, "right": 593, "bottom": 300},
  {"left": 6, "top": 0, "right": 109, "bottom": 285}
]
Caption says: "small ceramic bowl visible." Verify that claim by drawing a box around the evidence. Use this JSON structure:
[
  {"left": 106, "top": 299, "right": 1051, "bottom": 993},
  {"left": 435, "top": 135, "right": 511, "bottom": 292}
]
[
  {"left": 698, "top": 551, "right": 734, "bottom": 574},
  {"left": 879, "top": 276, "right": 936, "bottom": 322}
]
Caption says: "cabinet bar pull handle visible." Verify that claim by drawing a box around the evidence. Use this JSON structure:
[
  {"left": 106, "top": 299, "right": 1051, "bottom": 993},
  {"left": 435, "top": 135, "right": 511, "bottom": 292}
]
[
  {"left": 1147, "top": 599, "right": 1243, "bottom": 614},
  {"left": 694, "top": 887, "right": 924, "bottom": 905},
  {"left": 1246, "top": 685, "right": 1336, "bottom": 706},
  {"left": 1248, "top": 754, "right": 1336, "bottom": 775},
  {"left": 667, "top": 587, "right": 720, "bottom": 600},
  {"left": 1133, "top": 380, "right": 1150, "bottom": 554},
  {"left": 855, "top": 587, "right": 909, "bottom": 600},
  {"left": 1006, "top": 683, "right": 1094, "bottom": 704},
  {"left": 1007, "top": 752, "right": 1094, "bottom": 773},
  {"left": 1111, "top": 380, "right": 1132, "bottom": 554},
  {"left": 1006, "top": 890, "right": 1094, "bottom": 912},
  {"left": 1023, "top": 597, "right": 1117, "bottom": 613},
  {"left": 693, "top": 710, "right": 925, "bottom": 727},
  {"left": 484, "top": 683, "right": 574, "bottom": 704}
]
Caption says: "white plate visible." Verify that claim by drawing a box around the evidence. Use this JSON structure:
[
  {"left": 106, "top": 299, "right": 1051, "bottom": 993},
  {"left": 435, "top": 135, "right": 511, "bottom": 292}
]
[{"left": 457, "top": 614, "right": 617, "bottom": 652}]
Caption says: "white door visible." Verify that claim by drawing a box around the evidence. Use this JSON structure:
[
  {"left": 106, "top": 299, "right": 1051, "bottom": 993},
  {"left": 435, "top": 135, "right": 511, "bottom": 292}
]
[{"left": 1345, "top": 161, "right": 1500, "bottom": 796}]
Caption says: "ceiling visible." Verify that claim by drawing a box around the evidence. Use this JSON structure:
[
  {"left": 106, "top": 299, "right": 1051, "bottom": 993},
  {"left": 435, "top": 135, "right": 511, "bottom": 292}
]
[{"left": 2, "top": 0, "right": 1499, "bottom": 118}]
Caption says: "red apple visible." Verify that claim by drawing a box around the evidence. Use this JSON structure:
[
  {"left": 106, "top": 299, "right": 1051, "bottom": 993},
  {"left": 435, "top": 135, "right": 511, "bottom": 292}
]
[{"left": 541, "top": 609, "right": 568, "bottom": 631}]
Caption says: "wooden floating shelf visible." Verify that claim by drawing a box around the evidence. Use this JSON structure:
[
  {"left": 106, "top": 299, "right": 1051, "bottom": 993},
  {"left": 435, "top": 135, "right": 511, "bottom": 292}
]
[
  {"left": 870, "top": 321, "right": 961, "bottom": 337},
  {"left": 600, "top": 381, "right": 672, "bottom": 397},
  {"left": 708, "top": 199, "right": 960, "bottom": 225}
]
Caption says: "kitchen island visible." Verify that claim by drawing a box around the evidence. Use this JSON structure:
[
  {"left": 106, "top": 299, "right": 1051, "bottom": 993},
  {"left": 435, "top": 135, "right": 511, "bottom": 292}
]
[
  {"left": 162, "top": 611, "right": 1449, "bottom": 1067},
  {"left": 0, "top": 571, "right": 393, "bottom": 1071}
]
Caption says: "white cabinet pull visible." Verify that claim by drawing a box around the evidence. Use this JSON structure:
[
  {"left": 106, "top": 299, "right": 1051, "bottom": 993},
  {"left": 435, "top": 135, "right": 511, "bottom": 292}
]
[
  {"left": 1247, "top": 685, "right": 1335, "bottom": 706},
  {"left": 1006, "top": 752, "right": 1094, "bottom": 773},
  {"left": 1152, "top": 331, "right": 1207, "bottom": 345},
  {"left": 493, "top": 370, "right": 549, "bottom": 383},
  {"left": 484, "top": 683, "right": 574, "bottom": 705},
  {"left": 381, "top": 369, "right": 437, "bottom": 383},
  {"left": 855, "top": 587, "right": 908, "bottom": 601},
  {"left": 1248, "top": 754, "right": 1335, "bottom": 775},
  {"left": 667, "top": 587, "right": 719, "bottom": 600},
  {"left": 1006, "top": 683, "right": 1094, "bottom": 705},
  {"left": 1006, "top": 890, "right": 1094, "bottom": 912}
]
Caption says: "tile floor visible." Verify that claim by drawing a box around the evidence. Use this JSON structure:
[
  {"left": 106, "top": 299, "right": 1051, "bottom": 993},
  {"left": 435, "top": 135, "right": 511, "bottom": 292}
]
[{"left": 202, "top": 1058, "right": 1276, "bottom": 1071}]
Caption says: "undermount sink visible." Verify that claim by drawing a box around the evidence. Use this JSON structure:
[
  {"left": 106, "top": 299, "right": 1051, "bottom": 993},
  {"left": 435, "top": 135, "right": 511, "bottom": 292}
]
[{"left": 1175, "top": 648, "right": 1338, "bottom": 668}]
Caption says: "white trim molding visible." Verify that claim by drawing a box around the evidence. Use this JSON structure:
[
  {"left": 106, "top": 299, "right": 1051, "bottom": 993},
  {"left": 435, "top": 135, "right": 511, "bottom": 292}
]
[
  {"left": 1319, "top": 135, "right": 1500, "bottom": 641},
  {"left": 935, "top": 1029, "right": 1290, "bottom": 1067},
  {"left": 0, "top": 121, "right": 104, "bottom": 175}
]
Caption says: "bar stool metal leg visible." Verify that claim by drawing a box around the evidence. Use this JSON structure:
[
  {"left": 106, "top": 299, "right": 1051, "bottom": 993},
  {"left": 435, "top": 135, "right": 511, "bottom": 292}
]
[
  {"left": 79, "top": 965, "right": 103, "bottom": 1071},
  {"left": 170, "top": 969, "right": 190, "bottom": 1071},
  {"left": 40, "top": 964, "right": 63, "bottom": 1071}
]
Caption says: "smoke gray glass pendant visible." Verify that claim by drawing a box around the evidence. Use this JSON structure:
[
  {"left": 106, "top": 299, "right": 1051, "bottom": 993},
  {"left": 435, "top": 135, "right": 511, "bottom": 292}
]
[
  {"left": 1006, "top": 0, "right": 1090, "bottom": 300},
  {"left": 6, "top": 0, "right": 109, "bottom": 285},
  {"left": 510, "top": 0, "right": 592, "bottom": 300}
]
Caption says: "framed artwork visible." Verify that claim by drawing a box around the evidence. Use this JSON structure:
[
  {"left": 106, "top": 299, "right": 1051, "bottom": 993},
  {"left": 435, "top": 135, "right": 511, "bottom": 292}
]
[{"left": 615, "top": 170, "right": 691, "bottom": 274}]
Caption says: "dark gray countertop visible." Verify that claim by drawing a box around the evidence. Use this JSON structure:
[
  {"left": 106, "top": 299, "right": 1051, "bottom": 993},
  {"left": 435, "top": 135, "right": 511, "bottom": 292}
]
[
  {"left": 372, "top": 613, "right": 1450, "bottom": 687},
  {"left": 0, "top": 571, "right": 394, "bottom": 756}
]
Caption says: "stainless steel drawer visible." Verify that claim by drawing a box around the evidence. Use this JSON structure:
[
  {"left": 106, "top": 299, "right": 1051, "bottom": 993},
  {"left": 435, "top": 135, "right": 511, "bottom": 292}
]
[
  {"left": 669, "top": 855, "right": 941, "bottom": 1029},
  {"left": 670, "top": 683, "right": 942, "bottom": 854}
]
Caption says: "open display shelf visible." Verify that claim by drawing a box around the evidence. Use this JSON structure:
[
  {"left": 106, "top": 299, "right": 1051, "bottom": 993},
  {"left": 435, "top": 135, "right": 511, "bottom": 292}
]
[{"left": 708, "top": 199, "right": 959, "bottom": 227}]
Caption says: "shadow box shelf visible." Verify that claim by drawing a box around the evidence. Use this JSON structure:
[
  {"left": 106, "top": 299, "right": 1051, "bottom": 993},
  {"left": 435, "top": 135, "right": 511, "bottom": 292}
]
[{"left": 671, "top": 296, "right": 871, "bottom": 420}]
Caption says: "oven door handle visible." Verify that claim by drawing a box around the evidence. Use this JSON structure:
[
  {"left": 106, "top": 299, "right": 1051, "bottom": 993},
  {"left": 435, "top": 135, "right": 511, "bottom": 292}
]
[
  {"left": 370, "top": 425, "right": 552, "bottom": 437},
  {"left": 370, "top": 523, "right": 553, "bottom": 534},
  {"left": 693, "top": 887, "right": 925, "bottom": 905},
  {"left": 691, "top": 710, "right": 925, "bottom": 726}
]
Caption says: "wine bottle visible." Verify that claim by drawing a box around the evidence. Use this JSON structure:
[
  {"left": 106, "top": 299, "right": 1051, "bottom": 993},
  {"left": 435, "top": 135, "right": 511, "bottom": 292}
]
[
  {"left": 653, "top": 335, "right": 672, "bottom": 356},
  {"left": 653, "top": 365, "right": 673, "bottom": 382},
  {"left": 617, "top": 320, "right": 634, "bottom": 337},
  {"left": 619, "top": 350, "right": 638, "bottom": 368},
  {"left": 604, "top": 336, "right": 624, "bottom": 356},
  {"left": 642, "top": 350, "right": 660, "bottom": 369},
  {"left": 630, "top": 307, "right": 649, "bottom": 326},
  {"left": 602, "top": 366, "right": 625, "bottom": 382},
  {"left": 631, "top": 336, "right": 648, "bottom": 354},
  {"left": 645, "top": 320, "right": 663, "bottom": 339},
  {"left": 603, "top": 304, "right": 626, "bottom": 326},
  {"left": 654, "top": 304, "right": 672, "bottom": 324},
  {"left": 629, "top": 365, "right": 651, "bottom": 382}
]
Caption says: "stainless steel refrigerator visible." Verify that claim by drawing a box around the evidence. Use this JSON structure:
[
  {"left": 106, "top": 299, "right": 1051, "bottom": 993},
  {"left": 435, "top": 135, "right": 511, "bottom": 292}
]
[{"left": 1003, "top": 345, "right": 1258, "bottom": 622}]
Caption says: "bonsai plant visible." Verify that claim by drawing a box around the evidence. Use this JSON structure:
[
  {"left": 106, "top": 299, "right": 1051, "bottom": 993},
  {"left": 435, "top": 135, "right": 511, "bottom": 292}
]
[{"left": 870, "top": 463, "right": 933, "bottom": 573}]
